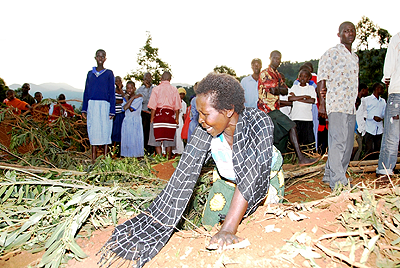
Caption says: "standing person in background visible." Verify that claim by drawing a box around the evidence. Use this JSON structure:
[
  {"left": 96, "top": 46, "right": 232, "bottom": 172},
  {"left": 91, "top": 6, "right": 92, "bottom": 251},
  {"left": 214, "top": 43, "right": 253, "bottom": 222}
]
[
  {"left": 258, "top": 50, "right": 317, "bottom": 165},
  {"left": 34, "top": 92, "right": 43, "bottom": 104},
  {"left": 173, "top": 87, "right": 187, "bottom": 155},
  {"left": 82, "top": 49, "right": 116, "bottom": 164},
  {"left": 188, "top": 82, "right": 199, "bottom": 141},
  {"left": 5, "top": 89, "right": 31, "bottom": 115},
  {"left": 32, "top": 91, "right": 49, "bottom": 121},
  {"left": 51, "top": 94, "right": 74, "bottom": 119},
  {"left": 288, "top": 69, "right": 316, "bottom": 148},
  {"left": 317, "top": 21, "right": 359, "bottom": 190},
  {"left": 293, "top": 64, "right": 319, "bottom": 150},
  {"left": 121, "top": 81, "right": 144, "bottom": 158},
  {"left": 147, "top": 71, "right": 182, "bottom": 159},
  {"left": 20, "top": 83, "right": 36, "bottom": 106},
  {"left": 111, "top": 76, "right": 126, "bottom": 157},
  {"left": 353, "top": 83, "right": 369, "bottom": 161},
  {"left": 136, "top": 72, "right": 155, "bottom": 155},
  {"left": 303, "top": 62, "right": 318, "bottom": 84},
  {"left": 377, "top": 32, "right": 400, "bottom": 177},
  {"left": 241, "top": 58, "right": 261, "bottom": 108},
  {"left": 361, "top": 82, "right": 386, "bottom": 160}
]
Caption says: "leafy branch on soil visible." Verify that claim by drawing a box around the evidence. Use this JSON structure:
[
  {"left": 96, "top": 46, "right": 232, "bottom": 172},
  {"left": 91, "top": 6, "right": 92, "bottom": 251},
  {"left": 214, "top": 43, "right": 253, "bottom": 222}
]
[
  {"left": 0, "top": 107, "right": 89, "bottom": 170},
  {"left": 0, "top": 156, "right": 166, "bottom": 268}
]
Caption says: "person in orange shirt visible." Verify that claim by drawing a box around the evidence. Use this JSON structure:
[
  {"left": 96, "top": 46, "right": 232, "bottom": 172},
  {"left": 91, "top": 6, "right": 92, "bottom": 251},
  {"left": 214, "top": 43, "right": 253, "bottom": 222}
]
[{"left": 5, "top": 89, "right": 31, "bottom": 115}]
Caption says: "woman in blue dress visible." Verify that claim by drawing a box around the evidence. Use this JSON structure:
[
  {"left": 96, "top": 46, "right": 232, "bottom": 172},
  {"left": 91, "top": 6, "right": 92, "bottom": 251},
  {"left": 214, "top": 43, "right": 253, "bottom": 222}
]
[
  {"left": 121, "top": 81, "right": 144, "bottom": 158},
  {"left": 82, "top": 49, "right": 116, "bottom": 163}
]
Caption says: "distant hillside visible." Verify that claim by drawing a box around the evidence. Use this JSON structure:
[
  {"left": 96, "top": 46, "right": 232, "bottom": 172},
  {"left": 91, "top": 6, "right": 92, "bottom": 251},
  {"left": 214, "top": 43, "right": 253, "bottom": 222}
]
[
  {"left": 8, "top": 82, "right": 193, "bottom": 108},
  {"left": 9, "top": 83, "right": 84, "bottom": 108},
  {"left": 9, "top": 83, "right": 83, "bottom": 99}
]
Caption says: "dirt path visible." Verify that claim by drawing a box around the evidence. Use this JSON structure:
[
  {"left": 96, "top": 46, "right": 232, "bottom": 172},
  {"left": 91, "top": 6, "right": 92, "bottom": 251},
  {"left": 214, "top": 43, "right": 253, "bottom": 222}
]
[{"left": 0, "top": 161, "right": 381, "bottom": 268}]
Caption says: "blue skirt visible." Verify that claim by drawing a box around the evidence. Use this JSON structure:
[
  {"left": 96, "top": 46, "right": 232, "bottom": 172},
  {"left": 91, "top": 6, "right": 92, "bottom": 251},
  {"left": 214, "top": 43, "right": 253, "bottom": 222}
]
[
  {"left": 111, "top": 112, "right": 125, "bottom": 142},
  {"left": 87, "top": 100, "right": 113, "bottom": 145}
]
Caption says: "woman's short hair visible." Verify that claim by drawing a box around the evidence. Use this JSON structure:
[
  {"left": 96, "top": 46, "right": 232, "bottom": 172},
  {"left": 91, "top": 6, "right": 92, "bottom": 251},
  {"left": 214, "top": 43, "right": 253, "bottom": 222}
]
[{"left": 196, "top": 72, "right": 245, "bottom": 114}]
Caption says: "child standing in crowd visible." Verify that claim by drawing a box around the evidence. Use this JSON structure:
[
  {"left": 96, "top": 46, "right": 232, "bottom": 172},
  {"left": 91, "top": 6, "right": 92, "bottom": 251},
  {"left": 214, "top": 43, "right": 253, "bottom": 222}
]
[
  {"left": 173, "top": 87, "right": 187, "bottom": 155},
  {"left": 293, "top": 64, "right": 319, "bottom": 150},
  {"left": 121, "top": 81, "right": 144, "bottom": 158},
  {"left": 82, "top": 49, "right": 116, "bottom": 164},
  {"left": 289, "top": 69, "right": 316, "bottom": 147},
  {"left": 111, "top": 76, "right": 126, "bottom": 156}
]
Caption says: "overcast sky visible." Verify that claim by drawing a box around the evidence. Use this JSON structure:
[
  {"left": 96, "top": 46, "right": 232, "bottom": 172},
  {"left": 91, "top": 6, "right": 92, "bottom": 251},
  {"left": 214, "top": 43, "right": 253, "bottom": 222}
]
[{"left": 1, "top": 0, "right": 398, "bottom": 90}]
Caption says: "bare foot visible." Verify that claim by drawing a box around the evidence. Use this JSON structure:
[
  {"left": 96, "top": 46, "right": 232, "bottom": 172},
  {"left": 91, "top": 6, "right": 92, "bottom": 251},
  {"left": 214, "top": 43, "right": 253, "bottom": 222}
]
[{"left": 298, "top": 157, "right": 319, "bottom": 166}]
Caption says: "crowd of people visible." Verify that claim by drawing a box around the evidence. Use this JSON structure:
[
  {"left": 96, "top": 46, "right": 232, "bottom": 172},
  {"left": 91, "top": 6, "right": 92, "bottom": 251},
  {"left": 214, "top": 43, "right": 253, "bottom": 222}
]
[
  {"left": 82, "top": 49, "right": 188, "bottom": 163},
  {"left": 2, "top": 20, "right": 399, "bottom": 268},
  {"left": 97, "top": 22, "right": 400, "bottom": 267},
  {"left": 3, "top": 83, "right": 75, "bottom": 120}
]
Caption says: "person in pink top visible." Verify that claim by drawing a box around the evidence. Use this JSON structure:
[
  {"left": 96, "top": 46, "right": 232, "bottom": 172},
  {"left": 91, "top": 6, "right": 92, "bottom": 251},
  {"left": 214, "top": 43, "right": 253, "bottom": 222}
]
[{"left": 148, "top": 71, "right": 182, "bottom": 159}]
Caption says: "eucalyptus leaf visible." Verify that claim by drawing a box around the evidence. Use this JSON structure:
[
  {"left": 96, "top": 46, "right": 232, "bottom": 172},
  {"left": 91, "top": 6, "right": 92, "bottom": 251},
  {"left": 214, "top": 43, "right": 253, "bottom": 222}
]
[
  {"left": 2, "top": 185, "right": 14, "bottom": 203},
  {"left": 19, "top": 211, "right": 47, "bottom": 234},
  {"left": 68, "top": 239, "right": 88, "bottom": 259},
  {"left": 111, "top": 207, "right": 117, "bottom": 225},
  {"left": 8, "top": 232, "right": 31, "bottom": 249}
]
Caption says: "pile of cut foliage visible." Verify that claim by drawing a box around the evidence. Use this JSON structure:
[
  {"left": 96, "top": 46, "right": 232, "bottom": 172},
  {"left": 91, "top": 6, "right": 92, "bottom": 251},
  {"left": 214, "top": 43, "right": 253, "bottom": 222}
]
[{"left": 1, "top": 104, "right": 400, "bottom": 268}]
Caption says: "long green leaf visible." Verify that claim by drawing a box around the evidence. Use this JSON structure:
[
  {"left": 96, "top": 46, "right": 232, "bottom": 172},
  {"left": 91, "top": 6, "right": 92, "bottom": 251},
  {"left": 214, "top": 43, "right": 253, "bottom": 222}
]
[
  {"left": 0, "top": 185, "right": 8, "bottom": 197},
  {"left": 111, "top": 207, "right": 117, "bottom": 225},
  {"left": 45, "top": 222, "right": 66, "bottom": 248},
  {"left": 68, "top": 239, "right": 88, "bottom": 259},
  {"left": 7, "top": 232, "right": 31, "bottom": 249},
  {"left": 2, "top": 185, "right": 14, "bottom": 203},
  {"left": 18, "top": 211, "right": 46, "bottom": 234},
  {"left": 17, "top": 186, "right": 24, "bottom": 204}
]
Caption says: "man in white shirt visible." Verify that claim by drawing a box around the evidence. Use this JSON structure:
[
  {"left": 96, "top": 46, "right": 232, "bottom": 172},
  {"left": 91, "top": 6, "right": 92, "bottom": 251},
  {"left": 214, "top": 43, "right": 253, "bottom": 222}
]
[
  {"left": 377, "top": 32, "right": 400, "bottom": 176},
  {"left": 360, "top": 83, "right": 386, "bottom": 159},
  {"left": 353, "top": 83, "right": 369, "bottom": 161},
  {"left": 241, "top": 58, "right": 261, "bottom": 108}
]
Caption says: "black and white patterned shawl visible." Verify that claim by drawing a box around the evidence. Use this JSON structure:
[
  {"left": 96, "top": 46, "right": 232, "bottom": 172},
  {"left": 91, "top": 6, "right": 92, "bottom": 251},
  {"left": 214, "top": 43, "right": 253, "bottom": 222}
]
[{"left": 98, "top": 108, "right": 274, "bottom": 268}]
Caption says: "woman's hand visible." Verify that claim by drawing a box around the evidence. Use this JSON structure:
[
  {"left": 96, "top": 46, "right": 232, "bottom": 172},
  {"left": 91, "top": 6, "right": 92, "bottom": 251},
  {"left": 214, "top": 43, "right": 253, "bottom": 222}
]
[
  {"left": 207, "top": 188, "right": 248, "bottom": 251},
  {"left": 209, "top": 230, "right": 242, "bottom": 250}
]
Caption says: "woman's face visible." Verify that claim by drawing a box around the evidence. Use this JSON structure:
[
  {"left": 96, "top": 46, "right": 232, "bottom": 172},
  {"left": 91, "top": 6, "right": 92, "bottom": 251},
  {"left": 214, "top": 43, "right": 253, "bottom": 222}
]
[
  {"left": 115, "top": 77, "right": 123, "bottom": 89},
  {"left": 196, "top": 94, "right": 231, "bottom": 137},
  {"left": 126, "top": 83, "right": 136, "bottom": 95}
]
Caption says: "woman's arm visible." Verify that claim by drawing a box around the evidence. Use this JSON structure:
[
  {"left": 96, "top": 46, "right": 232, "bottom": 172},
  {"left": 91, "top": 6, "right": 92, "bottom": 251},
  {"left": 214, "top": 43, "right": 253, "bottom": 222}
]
[
  {"left": 123, "top": 95, "right": 137, "bottom": 111},
  {"left": 209, "top": 187, "right": 248, "bottom": 248}
]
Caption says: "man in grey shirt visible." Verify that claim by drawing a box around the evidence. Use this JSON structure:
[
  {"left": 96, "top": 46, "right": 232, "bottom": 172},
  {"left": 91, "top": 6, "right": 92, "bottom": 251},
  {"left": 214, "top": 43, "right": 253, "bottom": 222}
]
[{"left": 136, "top": 72, "right": 155, "bottom": 154}]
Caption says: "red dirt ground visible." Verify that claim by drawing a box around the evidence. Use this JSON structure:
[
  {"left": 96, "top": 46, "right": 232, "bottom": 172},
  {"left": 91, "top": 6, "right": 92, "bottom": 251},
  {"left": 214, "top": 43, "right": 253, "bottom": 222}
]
[{"left": 0, "top": 161, "right": 383, "bottom": 268}]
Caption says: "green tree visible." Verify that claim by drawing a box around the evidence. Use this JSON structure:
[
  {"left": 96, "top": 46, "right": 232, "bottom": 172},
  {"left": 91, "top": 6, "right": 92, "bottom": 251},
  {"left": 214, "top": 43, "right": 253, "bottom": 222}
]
[
  {"left": 356, "top": 16, "right": 392, "bottom": 50},
  {"left": 356, "top": 16, "right": 378, "bottom": 50},
  {"left": 357, "top": 48, "right": 387, "bottom": 89},
  {"left": 125, "top": 31, "right": 172, "bottom": 85},
  {"left": 213, "top": 65, "right": 239, "bottom": 81},
  {"left": 377, "top": 28, "right": 392, "bottom": 48}
]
